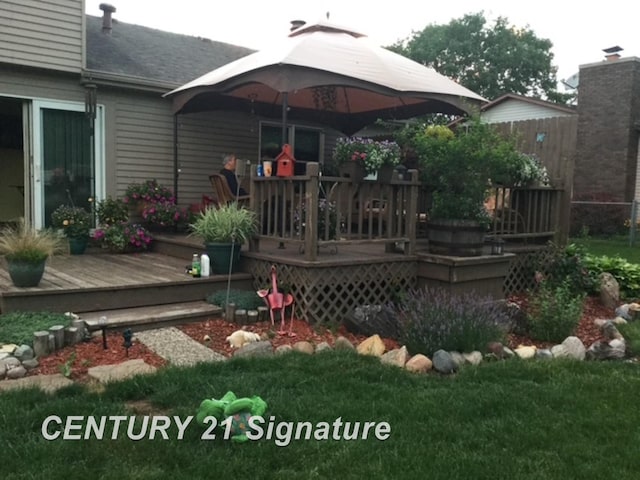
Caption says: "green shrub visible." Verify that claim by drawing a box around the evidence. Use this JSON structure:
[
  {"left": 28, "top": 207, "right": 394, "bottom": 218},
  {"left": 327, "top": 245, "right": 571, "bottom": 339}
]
[
  {"left": 582, "top": 254, "right": 640, "bottom": 299},
  {"left": 207, "top": 289, "right": 263, "bottom": 310},
  {"left": 527, "top": 281, "right": 585, "bottom": 343},
  {"left": 617, "top": 322, "right": 640, "bottom": 357},
  {"left": 394, "top": 287, "right": 512, "bottom": 357},
  {"left": 544, "top": 243, "right": 596, "bottom": 295},
  {"left": 0, "top": 311, "right": 70, "bottom": 346}
]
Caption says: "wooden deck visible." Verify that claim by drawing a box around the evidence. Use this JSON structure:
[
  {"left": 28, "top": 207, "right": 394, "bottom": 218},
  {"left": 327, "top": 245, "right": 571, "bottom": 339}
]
[{"left": 0, "top": 250, "right": 253, "bottom": 313}]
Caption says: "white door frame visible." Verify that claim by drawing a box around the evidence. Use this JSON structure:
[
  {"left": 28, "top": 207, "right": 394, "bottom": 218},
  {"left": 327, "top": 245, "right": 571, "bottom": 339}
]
[{"left": 30, "top": 99, "right": 104, "bottom": 228}]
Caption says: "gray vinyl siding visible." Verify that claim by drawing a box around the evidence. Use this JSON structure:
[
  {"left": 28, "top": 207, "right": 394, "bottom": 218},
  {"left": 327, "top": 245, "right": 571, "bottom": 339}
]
[
  {"left": 0, "top": 0, "right": 84, "bottom": 73},
  {"left": 0, "top": 66, "right": 84, "bottom": 102},
  {"left": 482, "top": 100, "right": 574, "bottom": 123}
]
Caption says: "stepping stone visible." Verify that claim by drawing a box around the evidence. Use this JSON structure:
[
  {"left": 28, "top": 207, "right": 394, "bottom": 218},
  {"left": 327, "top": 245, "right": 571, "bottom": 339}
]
[
  {"left": 0, "top": 374, "right": 74, "bottom": 394},
  {"left": 135, "top": 327, "right": 226, "bottom": 366},
  {"left": 88, "top": 359, "right": 157, "bottom": 384}
]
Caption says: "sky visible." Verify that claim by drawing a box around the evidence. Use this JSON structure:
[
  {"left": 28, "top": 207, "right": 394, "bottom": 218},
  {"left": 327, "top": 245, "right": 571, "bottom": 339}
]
[{"left": 85, "top": 0, "right": 638, "bottom": 88}]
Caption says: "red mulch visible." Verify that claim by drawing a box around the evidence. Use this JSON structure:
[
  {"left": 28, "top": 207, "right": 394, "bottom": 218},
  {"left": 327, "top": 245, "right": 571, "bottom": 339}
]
[{"left": 24, "top": 295, "right": 615, "bottom": 383}]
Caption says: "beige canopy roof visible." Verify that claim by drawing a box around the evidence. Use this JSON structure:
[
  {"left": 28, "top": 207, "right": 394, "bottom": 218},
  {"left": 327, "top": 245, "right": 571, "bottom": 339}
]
[{"left": 165, "top": 21, "right": 486, "bottom": 134}]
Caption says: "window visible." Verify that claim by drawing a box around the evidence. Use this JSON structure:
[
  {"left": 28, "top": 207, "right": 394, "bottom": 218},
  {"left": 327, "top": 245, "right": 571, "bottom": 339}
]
[{"left": 259, "top": 123, "right": 324, "bottom": 174}]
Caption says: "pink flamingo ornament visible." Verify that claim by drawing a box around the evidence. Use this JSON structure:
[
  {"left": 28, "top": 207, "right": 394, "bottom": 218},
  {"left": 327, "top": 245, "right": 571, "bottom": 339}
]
[{"left": 257, "top": 265, "right": 295, "bottom": 336}]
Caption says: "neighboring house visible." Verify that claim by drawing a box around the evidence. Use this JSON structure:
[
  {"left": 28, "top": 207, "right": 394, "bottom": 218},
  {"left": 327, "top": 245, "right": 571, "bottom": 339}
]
[
  {"left": 471, "top": 93, "right": 576, "bottom": 124},
  {"left": 0, "top": 0, "right": 338, "bottom": 228}
]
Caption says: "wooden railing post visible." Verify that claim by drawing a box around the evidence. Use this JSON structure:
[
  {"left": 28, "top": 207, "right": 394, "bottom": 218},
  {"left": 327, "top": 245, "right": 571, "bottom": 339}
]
[
  {"left": 249, "top": 165, "right": 259, "bottom": 252},
  {"left": 304, "top": 163, "right": 320, "bottom": 261},
  {"left": 405, "top": 169, "right": 419, "bottom": 255}
]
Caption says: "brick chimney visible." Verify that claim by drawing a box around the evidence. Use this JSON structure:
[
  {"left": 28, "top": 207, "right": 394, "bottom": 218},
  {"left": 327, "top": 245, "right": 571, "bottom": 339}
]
[{"left": 99, "top": 3, "right": 116, "bottom": 35}]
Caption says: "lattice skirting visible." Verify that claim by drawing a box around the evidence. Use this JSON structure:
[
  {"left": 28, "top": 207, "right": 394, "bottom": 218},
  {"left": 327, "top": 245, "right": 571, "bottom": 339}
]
[
  {"left": 504, "top": 246, "right": 556, "bottom": 295},
  {"left": 245, "top": 259, "right": 417, "bottom": 324}
]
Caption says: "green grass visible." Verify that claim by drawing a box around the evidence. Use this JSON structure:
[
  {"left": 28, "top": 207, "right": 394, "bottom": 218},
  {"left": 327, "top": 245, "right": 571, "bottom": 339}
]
[
  {"left": 572, "top": 234, "right": 640, "bottom": 264},
  {"left": 1, "top": 352, "right": 640, "bottom": 479},
  {"left": 0, "top": 311, "right": 70, "bottom": 345}
]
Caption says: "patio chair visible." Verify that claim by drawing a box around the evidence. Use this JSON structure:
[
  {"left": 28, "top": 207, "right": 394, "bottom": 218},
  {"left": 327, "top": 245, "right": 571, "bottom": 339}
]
[{"left": 209, "top": 173, "right": 250, "bottom": 207}]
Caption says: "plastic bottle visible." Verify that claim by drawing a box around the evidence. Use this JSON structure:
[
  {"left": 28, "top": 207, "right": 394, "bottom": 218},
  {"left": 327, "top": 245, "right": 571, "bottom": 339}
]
[
  {"left": 191, "top": 253, "right": 201, "bottom": 277},
  {"left": 200, "top": 253, "right": 210, "bottom": 277}
]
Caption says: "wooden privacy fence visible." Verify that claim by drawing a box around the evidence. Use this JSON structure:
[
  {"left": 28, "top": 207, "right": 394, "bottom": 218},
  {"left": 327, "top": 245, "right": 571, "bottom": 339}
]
[{"left": 249, "top": 162, "right": 421, "bottom": 260}]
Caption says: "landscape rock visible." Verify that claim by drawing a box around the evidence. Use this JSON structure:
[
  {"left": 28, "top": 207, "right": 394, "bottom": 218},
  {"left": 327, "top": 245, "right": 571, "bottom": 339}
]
[
  {"left": 0, "top": 362, "right": 6, "bottom": 379},
  {"left": 0, "top": 344, "right": 17, "bottom": 355},
  {"left": 551, "top": 344, "right": 570, "bottom": 358},
  {"left": 0, "top": 373, "right": 74, "bottom": 394},
  {"left": 487, "top": 342, "right": 506, "bottom": 359},
  {"left": 334, "top": 336, "right": 355, "bottom": 351},
  {"left": 356, "top": 334, "right": 386, "bottom": 357},
  {"left": 562, "top": 336, "right": 586, "bottom": 360},
  {"left": 515, "top": 346, "right": 537, "bottom": 360},
  {"left": 293, "top": 341, "right": 315, "bottom": 355},
  {"left": 615, "top": 304, "right": 631, "bottom": 321},
  {"left": 432, "top": 350, "right": 458, "bottom": 374},
  {"left": 602, "top": 321, "right": 624, "bottom": 341},
  {"left": 6, "top": 365, "right": 27, "bottom": 379},
  {"left": 599, "top": 272, "right": 620, "bottom": 310},
  {"left": 449, "top": 351, "right": 466, "bottom": 368},
  {"left": 405, "top": 354, "right": 432, "bottom": 373},
  {"left": 14, "top": 345, "right": 34, "bottom": 362},
  {"left": 275, "top": 345, "right": 293, "bottom": 355},
  {"left": 0, "top": 352, "right": 9, "bottom": 361},
  {"left": 21, "top": 358, "right": 39, "bottom": 370},
  {"left": 380, "top": 346, "right": 409, "bottom": 368},
  {"left": 233, "top": 341, "right": 274, "bottom": 358},
  {"left": 535, "top": 349, "right": 553, "bottom": 360},
  {"left": 503, "top": 347, "right": 515, "bottom": 358},
  {"left": 463, "top": 351, "right": 483, "bottom": 366},
  {"left": 0, "top": 356, "right": 21, "bottom": 369},
  {"left": 87, "top": 359, "right": 157, "bottom": 383},
  {"left": 586, "top": 339, "right": 626, "bottom": 361},
  {"left": 315, "top": 342, "right": 332, "bottom": 353}
]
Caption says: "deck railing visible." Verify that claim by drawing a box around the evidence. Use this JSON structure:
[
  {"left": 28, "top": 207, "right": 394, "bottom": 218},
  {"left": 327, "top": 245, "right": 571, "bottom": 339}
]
[{"left": 248, "top": 162, "right": 420, "bottom": 260}]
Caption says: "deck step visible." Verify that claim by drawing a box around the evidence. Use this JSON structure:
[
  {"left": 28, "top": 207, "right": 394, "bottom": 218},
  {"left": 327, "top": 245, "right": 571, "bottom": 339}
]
[{"left": 82, "top": 301, "right": 222, "bottom": 332}]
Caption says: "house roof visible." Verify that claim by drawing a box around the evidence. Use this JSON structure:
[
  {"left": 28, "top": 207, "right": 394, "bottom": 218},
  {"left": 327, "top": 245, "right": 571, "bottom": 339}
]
[
  {"left": 477, "top": 93, "right": 576, "bottom": 115},
  {"left": 86, "top": 15, "right": 255, "bottom": 87}
]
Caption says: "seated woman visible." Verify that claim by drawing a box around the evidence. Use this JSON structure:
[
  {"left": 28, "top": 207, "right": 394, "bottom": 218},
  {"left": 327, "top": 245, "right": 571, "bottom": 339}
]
[{"left": 220, "top": 154, "right": 248, "bottom": 197}]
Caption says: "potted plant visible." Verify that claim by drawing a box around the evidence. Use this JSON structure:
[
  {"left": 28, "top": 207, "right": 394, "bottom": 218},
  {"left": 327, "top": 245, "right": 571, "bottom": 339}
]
[
  {"left": 332, "top": 137, "right": 401, "bottom": 181},
  {"left": 123, "top": 179, "right": 175, "bottom": 223},
  {"left": 189, "top": 203, "right": 258, "bottom": 274},
  {"left": 0, "top": 219, "right": 63, "bottom": 287},
  {"left": 409, "top": 121, "right": 525, "bottom": 256},
  {"left": 51, "top": 204, "right": 92, "bottom": 254},
  {"left": 94, "top": 197, "right": 129, "bottom": 226}
]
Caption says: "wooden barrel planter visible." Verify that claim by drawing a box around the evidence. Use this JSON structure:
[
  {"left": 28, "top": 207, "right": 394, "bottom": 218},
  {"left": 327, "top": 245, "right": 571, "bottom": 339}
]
[{"left": 427, "top": 219, "right": 486, "bottom": 256}]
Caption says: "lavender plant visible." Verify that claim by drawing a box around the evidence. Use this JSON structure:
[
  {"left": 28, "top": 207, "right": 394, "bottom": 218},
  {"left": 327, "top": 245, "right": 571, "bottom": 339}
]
[{"left": 394, "top": 287, "right": 512, "bottom": 357}]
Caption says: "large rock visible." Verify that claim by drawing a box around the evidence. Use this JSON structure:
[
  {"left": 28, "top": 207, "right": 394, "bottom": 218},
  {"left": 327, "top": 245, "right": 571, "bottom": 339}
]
[
  {"left": 14, "top": 345, "right": 34, "bottom": 362},
  {"left": 586, "top": 339, "right": 626, "bottom": 360},
  {"left": 515, "top": 346, "right": 537, "bottom": 360},
  {"left": 0, "top": 362, "right": 6, "bottom": 379},
  {"left": 405, "top": 354, "right": 432, "bottom": 373},
  {"left": 88, "top": 359, "right": 157, "bottom": 383},
  {"left": 315, "top": 342, "right": 332, "bottom": 353},
  {"left": 21, "top": 358, "right": 39, "bottom": 370},
  {"left": 0, "top": 344, "right": 17, "bottom": 355},
  {"left": 0, "top": 373, "right": 74, "bottom": 394},
  {"left": 602, "top": 321, "right": 624, "bottom": 341},
  {"left": 551, "top": 344, "right": 570, "bottom": 358},
  {"left": 293, "top": 341, "right": 315, "bottom": 355},
  {"left": 432, "top": 350, "right": 458, "bottom": 374},
  {"left": 6, "top": 365, "right": 27, "bottom": 379},
  {"left": 275, "top": 344, "right": 293, "bottom": 355},
  {"left": 599, "top": 272, "right": 620, "bottom": 310},
  {"left": 487, "top": 342, "right": 507, "bottom": 359},
  {"left": 233, "top": 341, "right": 273, "bottom": 358},
  {"left": 334, "top": 336, "right": 355, "bottom": 351},
  {"left": 562, "top": 336, "right": 586, "bottom": 360},
  {"left": 536, "top": 349, "right": 553, "bottom": 360},
  {"left": 449, "top": 351, "right": 466, "bottom": 368},
  {"left": 356, "top": 334, "right": 386, "bottom": 357},
  {"left": 463, "top": 351, "right": 483, "bottom": 366},
  {"left": 0, "top": 356, "right": 21, "bottom": 369},
  {"left": 380, "top": 346, "right": 409, "bottom": 368}
]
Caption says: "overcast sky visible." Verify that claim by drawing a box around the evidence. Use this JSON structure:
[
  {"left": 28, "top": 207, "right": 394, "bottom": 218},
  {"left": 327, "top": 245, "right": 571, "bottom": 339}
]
[{"left": 86, "top": 0, "right": 638, "bottom": 87}]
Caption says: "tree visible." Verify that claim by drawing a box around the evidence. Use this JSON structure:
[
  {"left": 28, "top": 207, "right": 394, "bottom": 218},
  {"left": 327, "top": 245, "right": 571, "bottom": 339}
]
[{"left": 389, "top": 12, "right": 571, "bottom": 103}]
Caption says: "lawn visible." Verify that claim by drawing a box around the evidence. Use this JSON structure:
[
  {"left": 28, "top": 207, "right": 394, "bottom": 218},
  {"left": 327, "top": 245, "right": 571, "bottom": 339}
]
[
  {"left": 572, "top": 234, "right": 640, "bottom": 264},
  {"left": 1, "top": 351, "right": 640, "bottom": 479}
]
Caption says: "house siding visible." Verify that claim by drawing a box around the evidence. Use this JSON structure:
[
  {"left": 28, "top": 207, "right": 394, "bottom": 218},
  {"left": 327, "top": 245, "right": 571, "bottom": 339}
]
[
  {"left": 482, "top": 101, "right": 573, "bottom": 123},
  {"left": 0, "top": 0, "right": 84, "bottom": 73}
]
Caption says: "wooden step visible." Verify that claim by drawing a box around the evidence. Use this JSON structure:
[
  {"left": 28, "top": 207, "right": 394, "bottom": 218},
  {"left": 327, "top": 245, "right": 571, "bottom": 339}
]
[{"left": 82, "top": 301, "right": 222, "bottom": 332}]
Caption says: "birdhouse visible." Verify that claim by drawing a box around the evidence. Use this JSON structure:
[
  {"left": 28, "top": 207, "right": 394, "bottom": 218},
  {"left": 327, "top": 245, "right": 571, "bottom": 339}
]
[{"left": 275, "top": 144, "right": 295, "bottom": 177}]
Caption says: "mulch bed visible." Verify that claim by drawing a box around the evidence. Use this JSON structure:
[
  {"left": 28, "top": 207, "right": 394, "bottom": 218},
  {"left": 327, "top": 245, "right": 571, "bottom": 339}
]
[{"left": 24, "top": 295, "right": 615, "bottom": 382}]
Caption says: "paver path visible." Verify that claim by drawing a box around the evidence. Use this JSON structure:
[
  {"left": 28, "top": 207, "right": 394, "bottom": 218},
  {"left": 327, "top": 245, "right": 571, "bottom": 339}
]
[{"left": 135, "top": 327, "right": 226, "bottom": 366}]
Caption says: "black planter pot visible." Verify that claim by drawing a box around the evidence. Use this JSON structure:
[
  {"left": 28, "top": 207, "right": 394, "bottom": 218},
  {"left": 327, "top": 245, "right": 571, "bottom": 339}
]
[
  {"left": 204, "top": 242, "right": 242, "bottom": 274},
  {"left": 68, "top": 236, "right": 88, "bottom": 255},
  {"left": 7, "top": 258, "right": 46, "bottom": 287},
  {"left": 427, "top": 219, "right": 486, "bottom": 257}
]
